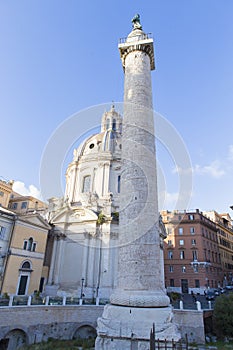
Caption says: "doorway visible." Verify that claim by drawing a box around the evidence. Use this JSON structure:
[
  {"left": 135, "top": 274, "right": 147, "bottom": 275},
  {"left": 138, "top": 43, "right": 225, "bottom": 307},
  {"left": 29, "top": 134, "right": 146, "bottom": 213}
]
[
  {"left": 17, "top": 275, "right": 28, "bottom": 295},
  {"left": 181, "top": 279, "right": 189, "bottom": 293}
]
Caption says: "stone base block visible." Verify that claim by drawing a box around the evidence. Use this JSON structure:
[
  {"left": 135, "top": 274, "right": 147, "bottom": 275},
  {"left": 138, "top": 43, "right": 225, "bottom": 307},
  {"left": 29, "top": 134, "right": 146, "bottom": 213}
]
[
  {"left": 95, "top": 304, "right": 181, "bottom": 350},
  {"left": 44, "top": 284, "right": 59, "bottom": 296}
]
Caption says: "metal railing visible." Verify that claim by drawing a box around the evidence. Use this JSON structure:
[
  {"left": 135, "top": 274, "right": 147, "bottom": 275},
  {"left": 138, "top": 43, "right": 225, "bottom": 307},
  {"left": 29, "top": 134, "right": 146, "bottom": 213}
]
[
  {"left": 119, "top": 32, "right": 153, "bottom": 44},
  {"left": 150, "top": 324, "right": 188, "bottom": 350}
]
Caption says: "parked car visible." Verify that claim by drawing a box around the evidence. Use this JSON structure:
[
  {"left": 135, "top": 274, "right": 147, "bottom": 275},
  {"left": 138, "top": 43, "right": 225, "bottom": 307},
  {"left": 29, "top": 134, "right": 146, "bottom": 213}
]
[
  {"left": 225, "top": 285, "right": 233, "bottom": 290},
  {"left": 219, "top": 287, "right": 226, "bottom": 294},
  {"left": 225, "top": 285, "right": 233, "bottom": 291},
  {"left": 206, "top": 289, "right": 215, "bottom": 300},
  {"left": 213, "top": 288, "right": 221, "bottom": 296}
]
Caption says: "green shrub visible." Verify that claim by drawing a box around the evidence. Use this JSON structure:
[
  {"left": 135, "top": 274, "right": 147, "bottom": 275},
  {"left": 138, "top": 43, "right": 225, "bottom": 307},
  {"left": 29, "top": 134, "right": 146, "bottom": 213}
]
[
  {"left": 97, "top": 212, "right": 106, "bottom": 225},
  {"left": 168, "top": 292, "right": 181, "bottom": 302},
  {"left": 2, "top": 292, "right": 9, "bottom": 299},
  {"left": 213, "top": 293, "right": 233, "bottom": 339}
]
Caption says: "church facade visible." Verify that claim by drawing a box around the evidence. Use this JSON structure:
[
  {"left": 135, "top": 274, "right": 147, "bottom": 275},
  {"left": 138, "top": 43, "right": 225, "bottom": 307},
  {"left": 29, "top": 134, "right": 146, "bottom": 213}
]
[{"left": 45, "top": 106, "right": 123, "bottom": 300}]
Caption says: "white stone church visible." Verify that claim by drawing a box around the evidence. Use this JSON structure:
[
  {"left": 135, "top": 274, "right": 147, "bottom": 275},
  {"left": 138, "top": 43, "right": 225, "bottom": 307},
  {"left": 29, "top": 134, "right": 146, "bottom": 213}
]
[{"left": 45, "top": 105, "right": 123, "bottom": 300}]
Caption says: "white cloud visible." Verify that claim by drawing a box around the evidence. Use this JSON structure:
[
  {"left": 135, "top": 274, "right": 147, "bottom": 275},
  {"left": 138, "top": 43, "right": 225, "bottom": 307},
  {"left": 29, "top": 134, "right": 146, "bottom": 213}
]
[
  {"left": 194, "top": 160, "right": 225, "bottom": 179},
  {"left": 173, "top": 161, "right": 225, "bottom": 179},
  {"left": 159, "top": 190, "right": 179, "bottom": 211},
  {"left": 12, "top": 181, "right": 42, "bottom": 200}
]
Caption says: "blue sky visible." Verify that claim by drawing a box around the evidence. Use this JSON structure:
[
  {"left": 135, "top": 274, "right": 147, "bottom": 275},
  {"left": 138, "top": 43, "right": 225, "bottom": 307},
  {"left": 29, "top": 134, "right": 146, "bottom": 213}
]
[{"left": 1, "top": 1, "right": 233, "bottom": 214}]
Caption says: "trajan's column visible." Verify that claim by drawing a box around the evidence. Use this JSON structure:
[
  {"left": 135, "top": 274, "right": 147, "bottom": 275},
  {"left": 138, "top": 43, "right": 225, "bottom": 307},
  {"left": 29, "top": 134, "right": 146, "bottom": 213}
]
[{"left": 96, "top": 15, "right": 180, "bottom": 349}]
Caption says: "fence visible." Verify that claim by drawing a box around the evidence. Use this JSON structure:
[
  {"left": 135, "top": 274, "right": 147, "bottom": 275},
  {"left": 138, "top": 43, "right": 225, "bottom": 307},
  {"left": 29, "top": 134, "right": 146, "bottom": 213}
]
[
  {"left": 0, "top": 295, "right": 107, "bottom": 307},
  {"left": 150, "top": 324, "right": 188, "bottom": 350}
]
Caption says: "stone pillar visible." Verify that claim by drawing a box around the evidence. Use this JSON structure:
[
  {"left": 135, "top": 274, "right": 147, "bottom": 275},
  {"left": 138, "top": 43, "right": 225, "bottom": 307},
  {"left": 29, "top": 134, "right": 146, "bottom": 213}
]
[
  {"left": 82, "top": 234, "right": 89, "bottom": 284},
  {"left": 54, "top": 237, "right": 64, "bottom": 285},
  {"left": 48, "top": 235, "right": 58, "bottom": 284},
  {"left": 96, "top": 16, "right": 180, "bottom": 349}
]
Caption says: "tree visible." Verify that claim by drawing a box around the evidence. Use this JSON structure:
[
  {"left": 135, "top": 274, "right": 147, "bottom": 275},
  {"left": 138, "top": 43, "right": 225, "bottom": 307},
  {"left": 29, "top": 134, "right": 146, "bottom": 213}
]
[{"left": 213, "top": 293, "right": 233, "bottom": 339}]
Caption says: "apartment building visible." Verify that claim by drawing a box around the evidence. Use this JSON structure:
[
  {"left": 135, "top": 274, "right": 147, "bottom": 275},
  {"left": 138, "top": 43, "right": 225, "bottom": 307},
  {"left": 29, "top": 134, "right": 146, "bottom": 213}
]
[
  {"left": 0, "top": 179, "right": 14, "bottom": 208},
  {"left": 204, "top": 211, "right": 233, "bottom": 286},
  {"left": 8, "top": 192, "right": 47, "bottom": 215},
  {"left": 161, "top": 209, "right": 224, "bottom": 295}
]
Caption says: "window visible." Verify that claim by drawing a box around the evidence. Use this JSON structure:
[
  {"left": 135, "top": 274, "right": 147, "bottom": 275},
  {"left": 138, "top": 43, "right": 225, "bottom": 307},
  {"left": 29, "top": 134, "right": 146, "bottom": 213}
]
[
  {"left": 117, "top": 175, "right": 121, "bottom": 193},
  {"left": 0, "top": 191, "right": 4, "bottom": 197},
  {"left": 112, "top": 119, "right": 116, "bottom": 131},
  {"left": 180, "top": 251, "right": 185, "bottom": 259},
  {"left": 193, "top": 264, "right": 199, "bottom": 273},
  {"left": 190, "top": 227, "right": 195, "bottom": 234},
  {"left": 195, "top": 279, "right": 200, "bottom": 288},
  {"left": 170, "top": 279, "right": 174, "bottom": 287},
  {"left": 82, "top": 175, "right": 91, "bottom": 193},
  {"left": 168, "top": 240, "right": 172, "bottom": 246},
  {"left": 21, "top": 202, "right": 27, "bottom": 209},
  {"left": 191, "top": 239, "right": 196, "bottom": 245},
  {"left": 27, "top": 238, "right": 33, "bottom": 251},
  {"left": 179, "top": 239, "right": 184, "bottom": 246},
  {"left": 181, "top": 266, "right": 186, "bottom": 273},
  {"left": 168, "top": 251, "right": 173, "bottom": 259},
  {"left": 189, "top": 214, "right": 195, "bottom": 220},
  {"left": 21, "top": 261, "right": 31, "bottom": 270},
  {"left": 12, "top": 203, "right": 18, "bottom": 209},
  {"left": 119, "top": 123, "right": 122, "bottom": 134},
  {"left": 0, "top": 226, "right": 6, "bottom": 239},
  {"left": 192, "top": 250, "right": 198, "bottom": 261},
  {"left": 32, "top": 242, "right": 36, "bottom": 252},
  {"left": 169, "top": 265, "right": 174, "bottom": 272},
  {"left": 178, "top": 227, "right": 183, "bottom": 235},
  {"left": 23, "top": 238, "right": 36, "bottom": 252}
]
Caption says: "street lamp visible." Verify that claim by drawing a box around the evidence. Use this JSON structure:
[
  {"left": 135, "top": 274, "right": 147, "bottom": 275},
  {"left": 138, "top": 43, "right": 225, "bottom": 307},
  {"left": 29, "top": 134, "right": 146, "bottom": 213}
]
[{"left": 80, "top": 278, "right": 85, "bottom": 299}]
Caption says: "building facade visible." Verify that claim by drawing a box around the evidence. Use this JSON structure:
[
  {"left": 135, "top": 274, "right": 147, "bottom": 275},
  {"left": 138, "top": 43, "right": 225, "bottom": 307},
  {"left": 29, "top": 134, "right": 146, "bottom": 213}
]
[
  {"left": 1, "top": 213, "right": 50, "bottom": 296},
  {"left": 8, "top": 193, "right": 47, "bottom": 215},
  {"left": 204, "top": 211, "right": 233, "bottom": 286},
  {"left": 0, "top": 179, "right": 14, "bottom": 208},
  {"left": 45, "top": 106, "right": 122, "bottom": 299},
  {"left": 161, "top": 209, "right": 224, "bottom": 295},
  {"left": 0, "top": 208, "right": 15, "bottom": 293}
]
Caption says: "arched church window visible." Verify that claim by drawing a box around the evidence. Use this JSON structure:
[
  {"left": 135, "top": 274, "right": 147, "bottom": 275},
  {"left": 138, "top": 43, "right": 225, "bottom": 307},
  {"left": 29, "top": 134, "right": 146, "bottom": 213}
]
[
  {"left": 21, "top": 261, "right": 31, "bottom": 270},
  {"left": 112, "top": 119, "right": 116, "bottom": 131},
  {"left": 23, "top": 240, "right": 27, "bottom": 250},
  {"left": 27, "top": 237, "right": 33, "bottom": 251},
  {"left": 119, "top": 123, "right": 122, "bottom": 133},
  {"left": 82, "top": 175, "right": 91, "bottom": 193},
  {"left": 106, "top": 119, "right": 110, "bottom": 130},
  {"left": 23, "top": 238, "right": 36, "bottom": 251}
]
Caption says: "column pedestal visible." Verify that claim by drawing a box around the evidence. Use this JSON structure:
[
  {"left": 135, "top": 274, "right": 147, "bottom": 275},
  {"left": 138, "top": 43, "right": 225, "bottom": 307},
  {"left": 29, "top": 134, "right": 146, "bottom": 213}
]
[{"left": 96, "top": 304, "right": 180, "bottom": 350}]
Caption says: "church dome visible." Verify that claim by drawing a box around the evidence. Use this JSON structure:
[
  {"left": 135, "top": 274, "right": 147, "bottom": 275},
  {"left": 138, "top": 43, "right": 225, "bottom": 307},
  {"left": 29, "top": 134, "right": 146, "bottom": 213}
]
[
  {"left": 72, "top": 106, "right": 122, "bottom": 160},
  {"left": 65, "top": 106, "right": 122, "bottom": 207}
]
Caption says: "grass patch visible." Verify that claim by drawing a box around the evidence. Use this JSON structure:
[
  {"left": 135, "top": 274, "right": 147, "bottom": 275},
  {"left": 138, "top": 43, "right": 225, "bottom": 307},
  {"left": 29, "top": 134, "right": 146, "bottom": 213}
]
[{"left": 208, "top": 341, "right": 233, "bottom": 349}]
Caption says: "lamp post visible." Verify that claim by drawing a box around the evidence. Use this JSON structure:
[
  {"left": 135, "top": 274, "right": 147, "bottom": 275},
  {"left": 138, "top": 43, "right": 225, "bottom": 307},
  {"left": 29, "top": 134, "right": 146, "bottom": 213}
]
[{"left": 80, "top": 278, "right": 85, "bottom": 299}]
